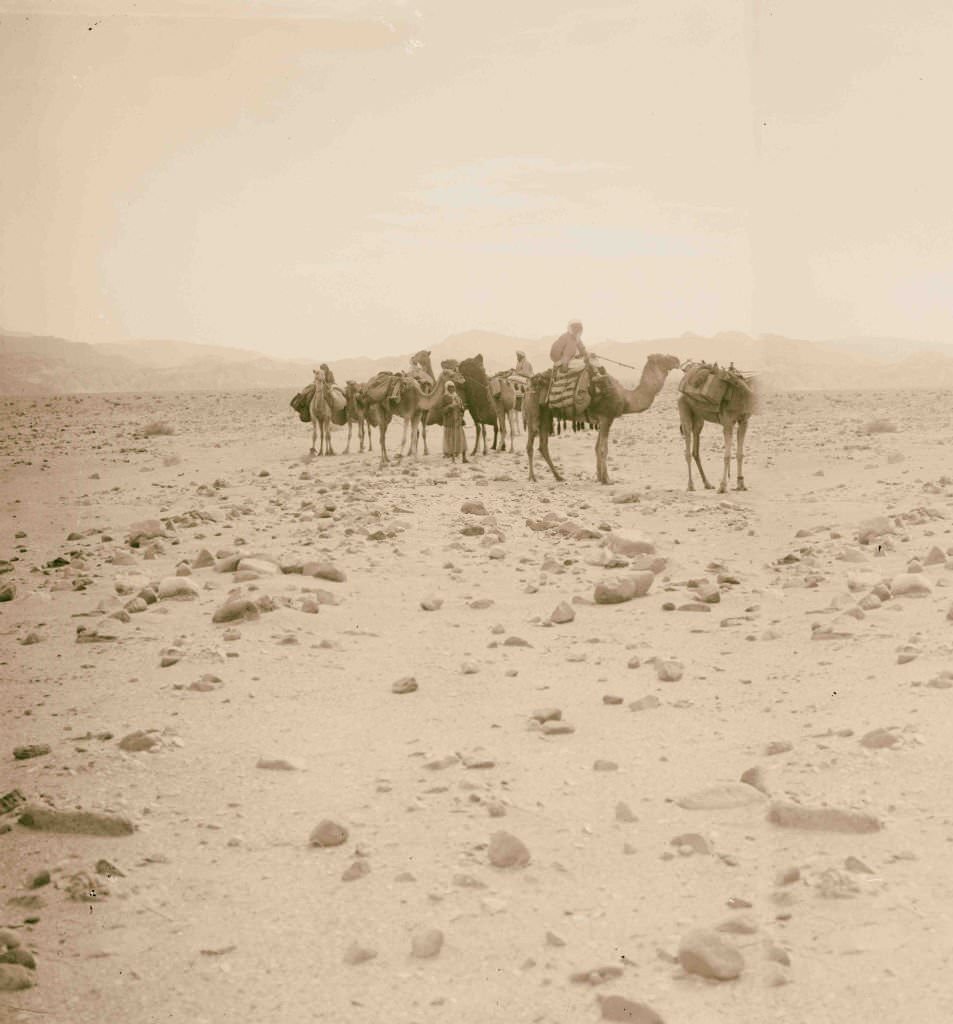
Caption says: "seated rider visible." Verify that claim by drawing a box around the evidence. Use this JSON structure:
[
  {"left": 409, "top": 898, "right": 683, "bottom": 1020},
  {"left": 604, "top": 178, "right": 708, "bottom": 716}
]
[
  {"left": 549, "top": 319, "right": 588, "bottom": 371},
  {"left": 319, "top": 363, "right": 335, "bottom": 386},
  {"left": 513, "top": 350, "right": 534, "bottom": 379}
]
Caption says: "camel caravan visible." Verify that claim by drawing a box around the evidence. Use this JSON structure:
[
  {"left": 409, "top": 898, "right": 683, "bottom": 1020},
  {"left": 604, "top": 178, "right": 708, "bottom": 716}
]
[{"left": 290, "top": 320, "right": 759, "bottom": 492}]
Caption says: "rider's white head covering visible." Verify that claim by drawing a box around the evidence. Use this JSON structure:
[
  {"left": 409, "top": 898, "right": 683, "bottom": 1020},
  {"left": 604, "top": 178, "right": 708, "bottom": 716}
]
[{"left": 568, "top": 319, "right": 582, "bottom": 329}]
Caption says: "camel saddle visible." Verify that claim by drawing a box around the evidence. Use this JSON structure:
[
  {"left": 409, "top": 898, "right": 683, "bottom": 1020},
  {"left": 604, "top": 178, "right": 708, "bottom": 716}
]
[
  {"left": 290, "top": 383, "right": 314, "bottom": 422},
  {"left": 679, "top": 361, "right": 751, "bottom": 409},
  {"left": 537, "top": 363, "right": 591, "bottom": 414}
]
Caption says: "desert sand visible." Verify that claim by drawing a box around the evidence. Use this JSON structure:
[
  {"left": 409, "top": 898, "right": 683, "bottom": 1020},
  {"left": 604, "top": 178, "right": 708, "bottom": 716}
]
[{"left": 2, "top": 385, "right": 953, "bottom": 1024}]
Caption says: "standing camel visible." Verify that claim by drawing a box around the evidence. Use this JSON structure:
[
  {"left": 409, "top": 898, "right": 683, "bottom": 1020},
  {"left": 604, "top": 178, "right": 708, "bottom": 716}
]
[
  {"left": 524, "top": 353, "right": 681, "bottom": 484},
  {"left": 458, "top": 355, "right": 504, "bottom": 454},
  {"left": 489, "top": 372, "right": 517, "bottom": 451},
  {"left": 367, "top": 368, "right": 464, "bottom": 467},
  {"left": 343, "top": 381, "right": 373, "bottom": 454},
  {"left": 308, "top": 369, "right": 335, "bottom": 456},
  {"left": 678, "top": 368, "right": 758, "bottom": 492}
]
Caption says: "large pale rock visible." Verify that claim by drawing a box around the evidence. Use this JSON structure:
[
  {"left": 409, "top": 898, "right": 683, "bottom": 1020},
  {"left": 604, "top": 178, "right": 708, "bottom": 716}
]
[
  {"left": 411, "top": 928, "right": 444, "bottom": 959},
  {"left": 309, "top": 820, "right": 348, "bottom": 847},
  {"left": 890, "top": 574, "right": 933, "bottom": 597},
  {"left": 128, "top": 519, "right": 166, "bottom": 545},
  {"left": 212, "top": 598, "right": 260, "bottom": 624},
  {"left": 594, "top": 572, "right": 654, "bottom": 605},
  {"left": 607, "top": 530, "right": 656, "bottom": 558},
  {"left": 678, "top": 929, "right": 744, "bottom": 980},
  {"left": 0, "top": 964, "right": 35, "bottom": 991},
  {"left": 767, "top": 801, "right": 882, "bottom": 833},
  {"left": 157, "top": 577, "right": 200, "bottom": 600},
  {"left": 302, "top": 562, "right": 346, "bottom": 583}
]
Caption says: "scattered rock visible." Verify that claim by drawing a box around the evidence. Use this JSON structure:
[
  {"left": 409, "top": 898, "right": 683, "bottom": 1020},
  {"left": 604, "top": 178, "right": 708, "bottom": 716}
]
[
  {"left": 629, "top": 695, "right": 660, "bottom": 712},
  {"left": 411, "top": 928, "right": 444, "bottom": 959},
  {"left": 860, "top": 728, "right": 899, "bottom": 749},
  {"left": 391, "top": 676, "right": 418, "bottom": 694},
  {"left": 488, "top": 830, "right": 530, "bottom": 868},
  {"left": 18, "top": 804, "right": 134, "bottom": 836},
  {"left": 13, "top": 745, "right": 50, "bottom": 761},
  {"left": 0, "top": 964, "right": 34, "bottom": 991},
  {"left": 890, "top": 574, "right": 932, "bottom": 597},
  {"left": 212, "top": 598, "right": 260, "bottom": 624},
  {"left": 302, "top": 562, "right": 346, "bottom": 582},
  {"left": 599, "top": 996, "right": 664, "bottom": 1023},
  {"left": 118, "top": 730, "right": 162, "bottom": 753},
  {"left": 550, "top": 601, "right": 575, "bottom": 624},
  {"left": 655, "top": 660, "right": 683, "bottom": 682},
  {"left": 767, "top": 801, "right": 882, "bottom": 833},
  {"left": 594, "top": 572, "right": 654, "bottom": 605},
  {"left": 156, "top": 577, "right": 200, "bottom": 600},
  {"left": 309, "top": 820, "right": 349, "bottom": 847},
  {"left": 343, "top": 942, "right": 377, "bottom": 965},
  {"left": 420, "top": 597, "right": 443, "bottom": 611},
  {"left": 0, "top": 582, "right": 16, "bottom": 603},
  {"left": 677, "top": 928, "right": 744, "bottom": 980},
  {"left": 256, "top": 757, "right": 299, "bottom": 771},
  {"left": 676, "top": 783, "right": 765, "bottom": 810}
]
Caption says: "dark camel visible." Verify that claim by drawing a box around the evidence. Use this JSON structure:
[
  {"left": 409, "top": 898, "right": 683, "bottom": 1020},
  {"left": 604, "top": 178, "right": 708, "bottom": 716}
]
[{"left": 524, "top": 353, "right": 681, "bottom": 484}]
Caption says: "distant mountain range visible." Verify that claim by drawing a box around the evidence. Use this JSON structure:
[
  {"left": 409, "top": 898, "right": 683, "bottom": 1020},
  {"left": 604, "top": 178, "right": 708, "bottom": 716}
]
[{"left": 1, "top": 328, "right": 952, "bottom": 395}]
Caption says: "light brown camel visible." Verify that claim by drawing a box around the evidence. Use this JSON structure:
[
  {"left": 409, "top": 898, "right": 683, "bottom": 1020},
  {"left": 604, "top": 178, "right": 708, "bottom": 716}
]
[
  {"left": 343, "top": 380, "right": 373, "bottom": 454},
  {"left": 524, "top": 353, "right": 681, "bottom": 485},
  {"left": 489, "top": 372, "right": 517, "bottom": 451},
  {"left": 308, "top": 369, "right": 335, "bottom": 456},
  {"left": 368, "top": 367, "right": 464, "bottom": 467},
  {"left": 678, "top": 370, "right": 758, "bottom": 492}
]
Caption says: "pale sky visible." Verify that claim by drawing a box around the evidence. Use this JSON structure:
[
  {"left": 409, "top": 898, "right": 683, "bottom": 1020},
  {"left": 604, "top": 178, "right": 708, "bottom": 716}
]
[{"left": 1, "top": 0, "right": 951, "bottom": 359}]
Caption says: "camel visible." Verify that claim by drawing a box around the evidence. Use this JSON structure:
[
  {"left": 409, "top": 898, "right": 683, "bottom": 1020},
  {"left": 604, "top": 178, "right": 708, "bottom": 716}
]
[
  {"left": 308, "top": 369, "right": 335, "bottom": 456},
  {"left": 524, "top": 353, "right": 681, "bottom": 485},
  {"left": 458, "top": 355, "right": 505, "bottom": 454},
  {"left": 367, "top": 367, "right": 465, "bottom": 467},
  {"left": 489, "top": 372, "right": 518, "bottom": 450},
  {"left": 343, "top": 381, "right": 373, "bottom": 454},
  {"left": 678, "top": 368, "right": 758, "bottom": 493}
]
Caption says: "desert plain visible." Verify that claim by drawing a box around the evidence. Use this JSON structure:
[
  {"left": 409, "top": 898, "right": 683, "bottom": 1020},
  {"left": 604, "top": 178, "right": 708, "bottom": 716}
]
[{"left": 1, "top": 383, "right": 953, "bottom": 1024}]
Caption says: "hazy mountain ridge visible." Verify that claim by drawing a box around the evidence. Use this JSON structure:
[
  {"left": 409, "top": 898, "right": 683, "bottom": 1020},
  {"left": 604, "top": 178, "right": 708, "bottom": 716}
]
[{"left": 1, "top": 328, "right": 951, "bottom": 395}]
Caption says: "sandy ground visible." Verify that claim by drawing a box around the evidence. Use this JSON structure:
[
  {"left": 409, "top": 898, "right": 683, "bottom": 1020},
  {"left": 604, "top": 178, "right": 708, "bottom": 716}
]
[{"left": 2, "top": 385, "right": 953, "bottom": 1024}]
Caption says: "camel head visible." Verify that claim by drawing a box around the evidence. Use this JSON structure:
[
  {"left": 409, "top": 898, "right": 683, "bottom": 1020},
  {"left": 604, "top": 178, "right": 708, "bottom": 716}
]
[{"left": 648, "top": 353, "right": 682, "bottom": 374}]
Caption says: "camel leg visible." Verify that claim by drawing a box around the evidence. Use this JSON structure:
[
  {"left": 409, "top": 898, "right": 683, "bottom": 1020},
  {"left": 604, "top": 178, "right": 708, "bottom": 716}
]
[
  {"left": 345, "top": 420, "right": 352, "bottom": 454},
  {"left": 718, "top": 422, "right": 732, "bottom": 493},
  {"left": 595, "top": 417, "right": 612, "bottom": 485},
  {"left": 497, "top": 412, "right": 506, "bottom": 452},
  {"left": 326, "top": 419, "right": 335, "bottom": 456},
  {"left": 735, "top": 417, "right": 748, "bottom": 490},
  {"left": 693, "top": 424, "right": 712, "bottom": 489},
  {"left": 526, "top": 420, "right": 537, "bottom": 481},
  {"left": 681, "top": 424, "right": 694, "bottom": 491},
  {"left": 482, "top": 423, "right": 488, "bottom": 455},
  {"left": 470, "top": 423, "right": 479, "bottom": 457},
  {"left": 310, "top": 417, "right": 317, "bottom": 455},
  {"left": 537, "top": 413, "right": 563, "bottom": 482},
  {"left": 378, "top": 413, "right": 389, "bottom": 466}
]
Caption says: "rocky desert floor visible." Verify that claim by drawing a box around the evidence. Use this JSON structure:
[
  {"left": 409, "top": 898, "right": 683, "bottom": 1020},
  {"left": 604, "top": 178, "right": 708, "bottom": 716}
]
[{"left": 2, "top": 384, "right": 953, "bottom": 1024}]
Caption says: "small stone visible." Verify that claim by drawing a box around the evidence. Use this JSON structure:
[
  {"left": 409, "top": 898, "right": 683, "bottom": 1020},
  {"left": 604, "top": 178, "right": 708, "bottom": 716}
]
[
  {"left": 17, "top": 804, "right": 134, "bottom": 836},
  {"left": 341, "top": 860, "right": 370, "bottom": 882},
  {"left": 775, "top": 865, "right": 800, "bottom": 886},
  {"left": 13, "top": 745, "right": 51, "bottom": 761},
  {"left": 0, "top": 964, "right": 35, "bottom": 991},
  {"left": 740, "top": 766, "right": 769, "bottom": 794},
  {"left": 767, "top": 801, "right": 882, "bottom": 833},
  {"left": 594, "top": 572, "right": 655, "bottom": 605},
  {"left": 764, "top": 740, "right": 793, "bottom": 756},
  {"left": 119, "top": 730, "right": 161, "bottom": 753},
  {"left": 545, "top": 930, "right": 566, "bottom": 947},
  {"left": 615, "top": 801, "right": 638, "bottom": 823},
  {"left": 391, "top": 676, "right": 418, "bottom": 694},
  {"left": 256, "top": 757, "right": 299, "bottom": 771},
  {"left": 607, "top": 530, "right": 655, "bottom": 557},
  {"left": 302, "top": 562, "right": 346, "bottom": 582},
  {"left": 212, "top": 598, "right": 260, "bottom": 624},
  {"left": 461, "top": 500, "right": 488, "bottom": 515},
  {"left": 309, "top": 819, "right": 348, "bottom": 847},
  {"left": 0, "top": 582, "right": 16, "bottom": 603},
  {"left": 626, "top": 655, "right": 641, "bottom": 669},
  {"left": 550, "top": 601, "right": 575, "bottom": 624},
  {"left": 670, "top": 833, "right": 710, "bottom": 854},
  {"left": 541, "top": 720, "right": 575, "bottom": 735},
  {"left": 488, "top": 830, "right": 530, "bottom": 868},
  {"left": 599, "top": 995, "right": 664, "bottom": 1023},
  {"left": 593, "top": 760, "right": 618, "bottom": 772},
  {"left": 530, "top": 707, "right": 562, "bottom": 723},
  {"left": 678, "top": 928, "right": 744, "bottom": 980},
  {"left": 503, "top": 635, "right": 532, "bottom": 647},
  {"left": 420, "top": 597, "right": 443, "bottom": 611},
  {"left": 763, "top": 963, "right": 791, "bottom": 987},
  {"left": 676, "top": 783, "right": 765, "bottom": 810},
  {"left": 411, "top": 928, "right": 444, "bottom": 958},
  {"left": 844, "top": 856, "right": 875, "bottom": 874},
  {"left": 764, "top": 941, "right": 791, "bottom": 966},
  {"left": 655, "top": 660, "right": 683, "bottom": 682},
  {"left": 603, "top": 695, "right": 624, "bottom": 705},
  {"left": 860, "top": 728, "right": 899, "bottom": 749},
  {"left": 629, "top": 695, "right": 660, "bottom": 712}
]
